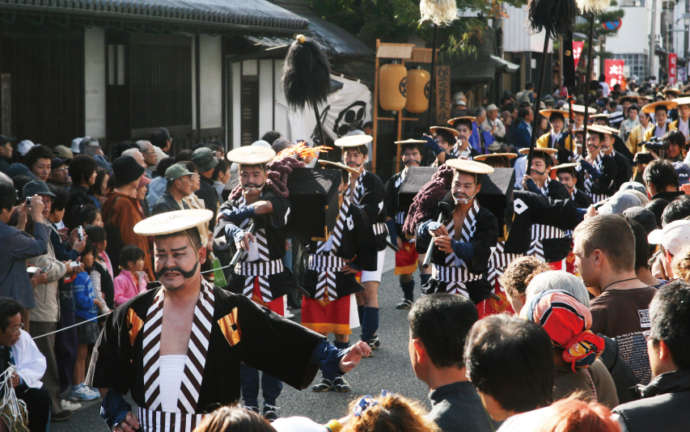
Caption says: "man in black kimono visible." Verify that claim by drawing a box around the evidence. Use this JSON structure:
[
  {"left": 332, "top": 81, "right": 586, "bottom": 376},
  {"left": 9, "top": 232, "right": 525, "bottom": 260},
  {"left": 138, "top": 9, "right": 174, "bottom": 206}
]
[
  {"left": 383, "top": 139, "right": 428, "bottom": 309},
  {"left": 518, "top": 148, "right": 569, "bottom": 199},
  {"left": 578, "top": 125, "right": 621, "bottom": 204},
  {"left": 301, "top": 163, "right": 377, "bottom": 393},
  {"left": 87, "top": 216, "right": 370, "bottom": 431},
  {"left": 415, "top": 159, "right": 498, "bottom": 303},
  {"left": 214, "top": 145, "right": 294, "bottom": 418},
  {"left": 552, "top": 162, "right": 592, "bottom": 209},
  {"left": 335, "top": 135, "right": 387, "bottom": 350}
]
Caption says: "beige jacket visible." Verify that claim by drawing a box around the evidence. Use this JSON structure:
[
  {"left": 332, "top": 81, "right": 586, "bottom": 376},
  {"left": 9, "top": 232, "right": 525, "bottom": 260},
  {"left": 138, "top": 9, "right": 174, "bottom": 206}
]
[{"left": 27, "top": 240, "right": 66, "bottom": 323}]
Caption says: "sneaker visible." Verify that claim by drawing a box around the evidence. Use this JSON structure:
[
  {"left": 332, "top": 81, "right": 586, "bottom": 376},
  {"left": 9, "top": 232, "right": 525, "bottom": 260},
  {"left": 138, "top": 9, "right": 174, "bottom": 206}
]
[
  {"left": 333, "top": 376, "right": 351, "bottom": 393},
  {"left": 51, "top": 410, "right": 71, "bottom": 422},
  {"left": 365, "top": 335, "right": 381, "bottom": 350},
  {"left": 263, "top": 404, "right": 280, "bottom": 421},
  {"left": 60, "top": 399, "right": 82, "bottom": 412},
  {"left": 68, "top": 384, "right": 100, "bottom": 401},
  {"left": 311, "top": 377, "right": 334, "bottom": 392},
  {"left": 395, "top": 299, "right": 413, "bottom": 310},
  {"left": 245, "top": 405, "right": 259, "bottom": 413}
]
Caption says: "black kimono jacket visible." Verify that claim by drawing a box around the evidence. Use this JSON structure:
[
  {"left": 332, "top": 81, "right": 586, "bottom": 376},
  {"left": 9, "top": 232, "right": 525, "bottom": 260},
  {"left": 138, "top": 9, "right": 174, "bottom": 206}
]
[
  {"left": 301, "top": 196, "right": 376, "bottom": 300},
  {"left": 89, "top": 281, "right": 324, "bottom": 414},
  {"left": 352, "top": 170, "right": 387, "bottom": 251},
  {"left": 505, "top": 190, "right": 583, "bottom": 262},
  {"left": 416, "top": 194, "right": 498, "bottom": 304},
  {"left": 383, "top": 170, "right": 408, "bottom": 238},
  {"left": 214, "top": 189, "right": 294, "bottom": 300}
]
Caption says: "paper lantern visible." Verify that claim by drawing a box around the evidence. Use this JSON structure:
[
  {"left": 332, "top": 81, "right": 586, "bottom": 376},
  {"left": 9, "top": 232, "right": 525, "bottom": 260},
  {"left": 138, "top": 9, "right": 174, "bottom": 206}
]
[
  {"left": 379, "top": 63, "right": 407, "bottom": 111},
  {"left": 405, "top": 67, "right": 430, "bottom": 113}
]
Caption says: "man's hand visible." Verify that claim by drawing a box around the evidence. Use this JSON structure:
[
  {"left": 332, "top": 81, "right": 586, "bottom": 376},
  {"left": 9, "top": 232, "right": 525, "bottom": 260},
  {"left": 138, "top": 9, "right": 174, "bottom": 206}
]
[
  {"left": 243, "top": 187, "right": 262, "bottom": 203},
  {"left": 338, "top": 341, "right": 371, "bottom": 373},
  {"left": 113, "top": 412, "right": 139, "bottom": 432},
  {"left": 28, "top": 195, "right": 45, "bottom": 223},
  {"left": 429, "top": 224, "right": 448, "bottom": 238},
  {"left": 30, "top": 270, "right": 48, "bottom": 287},
  {"left": 15, "top": 205, "right": 28, "bottom": 231},
  {"left": 10, "top": 373, "right": 19, "bottom": 388},
  {"left": 434, "top": 235, "right": 453, "bottom": 254},
  {"left": 239, "top": 232, "right": 255, "bottom": 251}
]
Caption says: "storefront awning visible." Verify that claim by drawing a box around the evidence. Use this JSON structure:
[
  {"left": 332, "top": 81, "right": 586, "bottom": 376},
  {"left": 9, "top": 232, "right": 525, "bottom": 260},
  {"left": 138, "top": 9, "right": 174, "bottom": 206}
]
[{"left": 0, "top": 0, "right": 308, "bottom": 34}]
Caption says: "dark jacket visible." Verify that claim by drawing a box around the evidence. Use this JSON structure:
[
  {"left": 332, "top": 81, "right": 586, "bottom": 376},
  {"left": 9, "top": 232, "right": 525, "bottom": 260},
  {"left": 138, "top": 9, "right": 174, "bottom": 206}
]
[
  {"left": 196, "top": 175, "right": 219, "bottom": 225},
  {"left": 613, "top": 369, "right": 690, "bottom": 432},
  {"left": 512, "top": 120, "right": 532, "bottom": 149},
  {"left": 152, "top": 190, "right": 189, "bottom": 215},
  {"left": 427, "top": 381, "right": 497, "bottom": 432}
]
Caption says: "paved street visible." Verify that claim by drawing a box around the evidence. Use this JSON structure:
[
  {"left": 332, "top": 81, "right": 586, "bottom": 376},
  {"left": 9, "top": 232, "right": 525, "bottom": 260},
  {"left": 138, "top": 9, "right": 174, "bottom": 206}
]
[{"left": 54, "top": 252, "right": 430, "bottom": 430}]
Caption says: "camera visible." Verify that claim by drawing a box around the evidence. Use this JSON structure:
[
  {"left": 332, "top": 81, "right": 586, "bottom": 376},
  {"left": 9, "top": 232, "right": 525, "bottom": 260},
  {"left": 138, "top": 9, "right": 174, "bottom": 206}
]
[{"left": 642, "top": 137, "right": 667, "bottom": 152}]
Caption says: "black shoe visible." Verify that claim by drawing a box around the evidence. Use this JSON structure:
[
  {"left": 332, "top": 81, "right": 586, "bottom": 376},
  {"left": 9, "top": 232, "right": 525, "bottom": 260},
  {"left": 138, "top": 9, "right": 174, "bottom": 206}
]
[
  {"left": 333, "top": 376, "right": 351, "bottom": 393},
  {"left": 365, "top": 335, "right": 381, "bottom": 350},
  {"left": 311, "top": 377, "right": 334, "bottom": 392},
  {"left": 51, "top": 410, "right": 71, "bottom": 422},
  {"left": 395, "top": 299, "right": 413, "bottom": 310},
  {"left": 263, "top": 404, "right": 280, "bottom": 421},
  {"left": 245, "top": 405, "right": 259, "bottom": 413}
]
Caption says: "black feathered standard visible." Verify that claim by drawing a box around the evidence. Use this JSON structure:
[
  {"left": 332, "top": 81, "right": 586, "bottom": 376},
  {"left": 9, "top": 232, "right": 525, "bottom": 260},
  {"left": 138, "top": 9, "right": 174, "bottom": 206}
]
[
  {"left": 528, "top": 0, "right": 578, "bottom": 38},
  {"left": 282, "top": 36, "right": 331, "bottom": 110}
]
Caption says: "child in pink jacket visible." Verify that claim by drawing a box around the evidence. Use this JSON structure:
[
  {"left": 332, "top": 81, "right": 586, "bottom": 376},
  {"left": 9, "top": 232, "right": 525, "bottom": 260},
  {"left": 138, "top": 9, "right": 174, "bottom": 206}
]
[{"left": 113, "top": 245, "right": 149, "bottom": 306}]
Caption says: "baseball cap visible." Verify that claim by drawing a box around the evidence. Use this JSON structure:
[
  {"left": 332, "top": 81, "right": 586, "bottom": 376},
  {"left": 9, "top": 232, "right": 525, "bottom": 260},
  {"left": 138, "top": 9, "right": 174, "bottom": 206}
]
[
  {"left": 647, "top": 219, "right": 690, "bottom": 255},
  {"left": 673, "top": 161, "right": 690, "bottom": 186},
  {"left": 22, "top": 180, "right": 56, "bottom": 200},
  {"left": 191, "top": 147, "right": 218, "bottom": 172},
  {"left": 623, "top": 206, "right": 658, "bottom": 234},
  {"left": 54, "top": 145, "right": 74, "bottom": 160},
  {"left": 598, "top": 191, "right": 643, "bottom": 215},
  {"left": 165, "top": 163, "right": 193, "bottom": 182},
  {"left": 486, "top": 103, "right": 498, "bottom": 111},
  {"left": 17, "top": 140, "right": 35, "bottom": 156}
]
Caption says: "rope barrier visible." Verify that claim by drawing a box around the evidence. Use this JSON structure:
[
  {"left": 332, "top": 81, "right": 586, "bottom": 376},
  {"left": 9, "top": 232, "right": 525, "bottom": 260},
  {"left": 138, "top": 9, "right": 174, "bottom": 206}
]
[{"left": 29, "top": 263, "right": 237, "bottom": 341}]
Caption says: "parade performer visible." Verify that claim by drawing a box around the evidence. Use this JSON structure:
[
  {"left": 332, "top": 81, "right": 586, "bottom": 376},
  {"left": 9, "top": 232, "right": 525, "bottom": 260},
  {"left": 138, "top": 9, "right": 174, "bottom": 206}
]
[
  {"left": 551, "top": 162, "right": 592, "bottom": 208},
  {"left": 519, "top": 148, "right": 570, "bottom": 199},
  {"left": 567, "top": 104, "right": 597, "bottom": 131},
  {"left": 447, "top": 116, "right": 479, "bottom": 158},
  {"left": 504, "top": 190, "right": 582, "bottom": 273},
  {"left": 87, "top": 209, "right": 370, "bottom": 432},
  {"left": 414, "top": 159, "right": 498, "bottom": 303},
  {"left": 383, "top": 139, "right": 427, "bottom": 309},
  {"left": 213, "top": 145, "right": 302, "bottom": 419},
  {"left": 301, "top": 162, "right": 377, "bottom": 393},
  {"left": 643, "top": 100, "right": 677, "bottom": 141},
  {"left": 670, "top": 96, "right": 690, "bottom": 143},
  {"left": 536, "top": 108, "right": 574, "bottom": 163},
  {"left": 577, "top": 125, "right": 620, "bottom": 204},
  {"left": 473, "top": 152, "right": 517, "bottom": 169},
  {"left": 598, "top": 125, "right": 633, "bottom": 189},
  {"left": 334, "top": 135, "right": 387, "bottom": 349},
  {"left": 626, "top": 108, "right": 652, "bottom": 155},
  {"left": 428, "top": 126, "right": 463, "bottom": 166}
]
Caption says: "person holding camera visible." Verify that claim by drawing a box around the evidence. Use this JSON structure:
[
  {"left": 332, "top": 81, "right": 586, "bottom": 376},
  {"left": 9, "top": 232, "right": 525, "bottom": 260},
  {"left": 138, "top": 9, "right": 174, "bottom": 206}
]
[{"left": 0, "top": 175, "right": 51, "bottom": 320}]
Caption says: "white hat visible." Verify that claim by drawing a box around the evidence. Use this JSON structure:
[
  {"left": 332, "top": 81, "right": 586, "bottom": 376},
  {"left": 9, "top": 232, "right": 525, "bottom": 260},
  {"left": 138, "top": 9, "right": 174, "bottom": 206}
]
[
  {"left": 334, "top": 134, "right": 373, "bottom": 148},
  {"left": 17, "top": 140, "right": 35, "bottom": 156},
  {"left": 251, "top": 140, "right": 272, "bottom": 149},
  {"left": 134, "top": 209, "right": 213, "bottom": 237},
  {"left": 226, "top": 145, "right": 276, "bottom": 165},
  {"left": 647, "top": 219, "right": 690, "bottom": 256},
  {"left": 71, "top": 137, "right": 84, "bottom": 154},
  {"left": 445, "top": 158, "right": 494, "bottom": 175}
]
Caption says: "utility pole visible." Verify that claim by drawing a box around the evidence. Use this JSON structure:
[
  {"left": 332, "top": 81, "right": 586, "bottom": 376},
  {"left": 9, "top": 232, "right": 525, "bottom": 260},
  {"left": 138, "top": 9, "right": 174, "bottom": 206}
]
[{"left": 649, "top": 0, "right": 657, "bottom": 78}]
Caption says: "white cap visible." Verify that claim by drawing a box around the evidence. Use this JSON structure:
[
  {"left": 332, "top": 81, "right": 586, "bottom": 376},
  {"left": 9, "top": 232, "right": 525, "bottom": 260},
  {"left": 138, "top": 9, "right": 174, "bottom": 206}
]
[
  {"left": 71, "top": 137, "right": 83, "bottom": 154},
  {"left": 648, "top": 219, "right": 690, "bottom": 255},
  {"left": 17, "top": 140, "right": 35, "bottom": 156}
]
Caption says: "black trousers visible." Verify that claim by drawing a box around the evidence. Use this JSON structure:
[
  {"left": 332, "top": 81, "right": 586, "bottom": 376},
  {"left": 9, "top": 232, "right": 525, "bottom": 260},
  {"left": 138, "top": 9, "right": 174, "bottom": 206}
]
[{"left": 16, "top": 386, "right": 50, "bottom": 432}]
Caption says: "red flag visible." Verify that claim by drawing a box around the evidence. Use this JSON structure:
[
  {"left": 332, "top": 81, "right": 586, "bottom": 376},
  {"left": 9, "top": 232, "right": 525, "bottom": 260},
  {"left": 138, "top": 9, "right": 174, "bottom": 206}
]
[
  {"left": 604, "top": 59, "right": 625, "bottom": 89},
  {"left": 573, "top": 41, "right": 584, "bottom": 69}
]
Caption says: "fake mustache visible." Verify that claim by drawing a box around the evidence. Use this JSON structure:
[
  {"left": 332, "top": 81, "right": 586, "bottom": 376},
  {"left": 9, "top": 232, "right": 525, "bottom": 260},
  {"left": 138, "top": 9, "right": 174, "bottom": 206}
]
[
  {"left": 155, "top": 263, "right": 198, "bottom": 280},
  {"left": 243, "top": 183, "right": 263, "bottom": 189}
]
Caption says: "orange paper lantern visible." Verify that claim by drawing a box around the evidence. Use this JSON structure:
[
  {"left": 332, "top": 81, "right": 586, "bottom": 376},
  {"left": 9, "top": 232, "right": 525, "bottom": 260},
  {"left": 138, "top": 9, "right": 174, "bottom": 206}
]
[
  {"left": 379, "top": 63, "right": 407, "bottom": 111},
  {"left": 405, "top": 67, "right": 430, "bottom": 113}
]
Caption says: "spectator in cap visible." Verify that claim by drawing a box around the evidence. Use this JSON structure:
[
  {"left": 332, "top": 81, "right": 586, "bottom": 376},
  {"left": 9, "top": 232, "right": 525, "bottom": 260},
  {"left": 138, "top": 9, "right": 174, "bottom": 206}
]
[
  {"left": 102, "top": 156, "right": 153, "bottom": 279},
  {"left": 53, "top": 145, "right": 73, "bottom": 161},
  {"left": 145, "top": 157, "right": 175, "bottom": 213},
  {"left": 80, "top": 138, "right": 111, "bottom": 172},
  {"left": 598, "top": 190, "right": 645, "bottom": 215},
  {"left": 152, "top": 162, "right": 193, "bottom": 215},
  {"left": 613, "top": 281, "right": 690, "bottom": 432},
  {"left": 16, "top": 140, "right": 35, "bottom": 158},
  {"left": 521, "top": 286, "right": 618, "bottom": 408},
  {"left": 70, "top": 137, "right": 84, "bottom": 154},
  {"left": 481, "top": 104, "right": 505, "bottom": 140},
  {"left": 47, "top": 158, "right": 70, "bottom": 190},
  {"left": 648, "top": 219, "right": 690, "bottom": 278},
  {"left": 135, "top": 140, "right": 157, "bottom": 178},
  {"left": 23, "top": 145, "right": 53, "bottom": 182},
  {"left": 191, "top": 147, "right": 219, "bottom": 220},
  {"left": 0, "top": 136, "right": 13, "bottom": 174},
  {"left": 0, "top": 178, "right": 51, "bottom": 313},
  {"left": 64, "top": 155, "right": 99, "bottom": 229}
]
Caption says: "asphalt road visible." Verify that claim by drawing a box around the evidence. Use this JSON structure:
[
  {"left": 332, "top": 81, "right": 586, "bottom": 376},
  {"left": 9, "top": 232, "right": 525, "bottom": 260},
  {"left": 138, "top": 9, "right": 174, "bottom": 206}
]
[{"left": 54, "top": 252, "right": 430, "bottom": 431}]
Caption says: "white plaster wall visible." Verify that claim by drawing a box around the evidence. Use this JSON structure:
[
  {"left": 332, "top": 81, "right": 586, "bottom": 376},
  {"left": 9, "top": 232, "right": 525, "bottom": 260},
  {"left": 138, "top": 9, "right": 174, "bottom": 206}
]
[
  {"left": 84, "top": 27, "right": 106, "bottom": 138},
  {"left": 200, "top": 35, "right": 222, "bottom": 129},
  {"left": 232, "top": 61, "right": 241, "bottom": 149},
  {"left": 503, "top": 5, "right": 551, "bottom": 53},
  {"left": 258, "top": 59, "right": 274, "bottom": 136}
]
